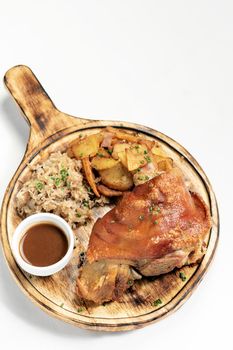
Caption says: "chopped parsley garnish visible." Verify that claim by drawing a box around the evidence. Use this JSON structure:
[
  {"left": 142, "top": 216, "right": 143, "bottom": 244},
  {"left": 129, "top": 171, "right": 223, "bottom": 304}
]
[
  {"left": 153, "top": 207, "right": 161, "bottom": 215},
  {"left": 153, "top": 299, "right": 162, "bottom": 306},
  {"left": 139, "top": 215, "right": 144, "bottom": 221},
  {"left": 60, "top": 168, "right": 69, "bottom": 181},
  {"left": 140, "top": 160, "right": 145, "bottom": 164},
  {"left": 138, "top": 175, "right": 150, "bottom": 181},
  {"left": 144, "top": 150, "right": 148, "bottom": 154},
  {"left": 144, "top": 155, "right": 151, "bottom": 163},
  {"left": 35, "top": 181, "right": 44, "bottom": 191},
  {"left": 107, "top": 149, "right": 113, "bottom": 155},
  {"left": 77, "top": 307, "right": 84, "bottom": 313},
  {"left": 136, "top": 168, "right": 141, "bottom": 172},
  {"left": 54, "top": 177, "right": 61, "bottom": 186},
  {"left": 82, "top": 199, "right": 89, "bottom": 208},
  {"left": 97, "top": 152, "right": 104, "bottom": 157},
  {"left": 86, "top": 185, "right": 92, "bottom": 193},
  {"left": 76, "top": 213, "right": 82, "bottom": 218},
  {"left": 60, "top": 303, "right": 64, "bottom": 308},
  {"left": 79, "top": 152, "right": 84, "bottom": 157},
  {"left": 149, "top": 206, "right": 154, "bottom": 212},
  {"left": 179, "top": 272, "right": 187, "bottom": 282},
  {"left": 127, "top": 279, "right": 133, "bottom": 285},
  {"left": 154, "top": 220, "right": 158, "bottom": 225}
]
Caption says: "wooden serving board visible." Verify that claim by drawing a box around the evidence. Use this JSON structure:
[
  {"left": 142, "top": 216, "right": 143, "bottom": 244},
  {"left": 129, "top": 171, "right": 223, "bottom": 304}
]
[{"left": 0, "top": 65, "right": 219, "bottom": 332}]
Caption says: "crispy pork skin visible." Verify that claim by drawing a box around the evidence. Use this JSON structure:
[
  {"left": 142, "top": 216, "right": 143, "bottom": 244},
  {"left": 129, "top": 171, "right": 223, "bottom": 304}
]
[{"left": 76, "top": 168, "right": 211, "bottom": 304}]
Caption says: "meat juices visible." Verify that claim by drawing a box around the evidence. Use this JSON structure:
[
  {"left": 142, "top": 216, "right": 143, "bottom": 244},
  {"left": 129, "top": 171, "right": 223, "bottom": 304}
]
[{"left": 20, "top": 223, "right": 68, "bottom": 267}]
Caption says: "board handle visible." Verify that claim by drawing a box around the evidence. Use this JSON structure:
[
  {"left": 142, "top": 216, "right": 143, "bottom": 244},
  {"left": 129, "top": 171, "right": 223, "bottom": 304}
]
[{"left": 4, "top": 65, "right": 90, "bottom": 154}]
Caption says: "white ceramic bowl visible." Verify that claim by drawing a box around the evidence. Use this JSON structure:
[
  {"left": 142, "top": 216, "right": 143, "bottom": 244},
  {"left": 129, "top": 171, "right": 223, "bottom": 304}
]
[{"left": 11, "top": 213, "right": 74, "bottom": 276}]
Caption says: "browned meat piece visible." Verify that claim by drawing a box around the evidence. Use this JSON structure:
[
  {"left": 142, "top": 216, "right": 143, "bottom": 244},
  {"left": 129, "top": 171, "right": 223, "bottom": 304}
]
[
  {"left": 77, "top": 261, "right": 141, "bottom": 304},
  {"left": 76, "top": 168, "right": 211, "bottom": 304}
]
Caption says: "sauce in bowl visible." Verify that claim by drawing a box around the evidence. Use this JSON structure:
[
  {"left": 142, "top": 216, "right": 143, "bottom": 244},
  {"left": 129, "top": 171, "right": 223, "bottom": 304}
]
[{"left": 20, "top": 223, "right": 68, "bottom": 267}]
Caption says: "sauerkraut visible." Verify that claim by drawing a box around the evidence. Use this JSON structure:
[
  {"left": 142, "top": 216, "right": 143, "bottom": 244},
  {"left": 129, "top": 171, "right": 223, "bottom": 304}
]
[{"left": 16, "top": 152, "right": 108, "bottom": 228}]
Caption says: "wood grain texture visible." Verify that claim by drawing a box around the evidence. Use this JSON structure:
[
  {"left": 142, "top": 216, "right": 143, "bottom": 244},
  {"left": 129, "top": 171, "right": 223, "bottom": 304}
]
[{"left": 0, "top": 65, "right": 219, "bottom": 332}]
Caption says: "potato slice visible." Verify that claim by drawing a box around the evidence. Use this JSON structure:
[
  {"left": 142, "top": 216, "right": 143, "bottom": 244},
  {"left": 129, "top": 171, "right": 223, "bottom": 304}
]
[
  {"left": 112, "top": 143, "right": 130, "bottom": 168},
  {"left": 82, "top": 158, "right": 100, "bottom": 197},
  {"left": 117, "top": 151, "right": 128, "bottom": 168},
  {"left": 139, "top": 139, "right": 157, "bottom": 150},
  {"left": 106, "top": 126, "right": 159, "bottom": 150},
  {"left": 157, "top": 158, "right": 173, "bottom": 171},
  {"left": 99, "top": 162, "right": 133, "bottom": 191},
  {"left": 91, "top": 156, "right": 119, "bottom": 171},
  {"left": 97, "top": 147, "right": 111, "bottom": 158},
  {"left": 126, "top": 143, "right": 150, "bottom": 171},
  {"left": 151, "top": 145, "right": 167, "bottom": 157},
  {"left": 152, "top": 154, "right": 173, "bottom": 171},
  {"left": 72, "top": 133, "right": 103, "bottom": 159},
  {"left": 106, "top": 126, "right": 141, "bottom": 143},
  {"left": 112, "top": 143, "right": 130, "bottom": 159},
  {"left": 97, "top": 184, "right": 123, "bottom": 197}
]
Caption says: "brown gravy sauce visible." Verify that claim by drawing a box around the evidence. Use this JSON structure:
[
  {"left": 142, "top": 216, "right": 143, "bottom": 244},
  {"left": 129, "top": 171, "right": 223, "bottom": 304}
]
[{"left": 20, "top": 223, "right": 68, "bottom": 267}]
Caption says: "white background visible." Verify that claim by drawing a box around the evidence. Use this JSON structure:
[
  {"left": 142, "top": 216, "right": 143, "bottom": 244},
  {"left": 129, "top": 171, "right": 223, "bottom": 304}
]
[{"left": 0, "top": 1, "right": 232, "bottom": 349}]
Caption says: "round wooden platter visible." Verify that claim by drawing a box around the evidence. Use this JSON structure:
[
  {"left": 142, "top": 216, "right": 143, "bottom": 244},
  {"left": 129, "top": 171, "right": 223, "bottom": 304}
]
[{"left": 0, "top": 65, "right": 219, "bottom": 332}]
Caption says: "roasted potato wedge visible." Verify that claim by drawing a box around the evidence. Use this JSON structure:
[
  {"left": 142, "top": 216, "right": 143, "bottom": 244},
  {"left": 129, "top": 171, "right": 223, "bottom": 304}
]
[
  {"left": 91, "top": 156, "right": 119, "bottom": 171},
  {"left": 117, "top": 151, "right": 128, "bottom": 168},
  {"left": 97, "top": 184, "right": 123, "bottom": 197},
  {"left": 139, "top": 139, "right": 157, "bottom": 150},
  {"left": 82, "top": 158, "right": 100, "bottom": 197},
  {"left": 72, "top": 133, "right": 103, "bottom": 159},
  {"left": 99, "top": 162, "right": 133, "bottom": 191},
  {"left": 106, "top": 126, "right": 141, "bottom": 143},
  {"left": 157, "top": 158, "right": 173, "bottom": 171},
  {"left": 151, "top": 145, "right": 167, "bottom": 157},
  {"left": 126, "top": 143, "right": 150, "bottom": 171},
  {"left": 112, "top": 143, "right": 130, "bottom": 159},
  {"left": 152, "top": 154, "right": 173, "bottom": 171},
  {"left": 97, "top": 147, "right": 111, "bottom": 158},
  {"left": 112, "top": 143, "right": 129, "bottom": 167}
]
